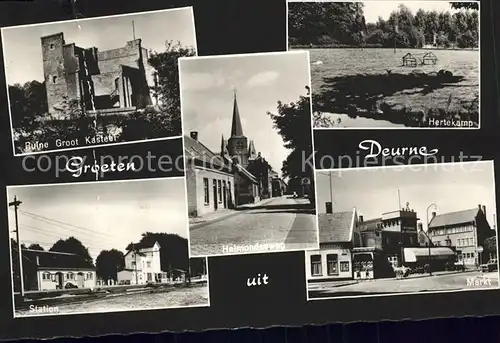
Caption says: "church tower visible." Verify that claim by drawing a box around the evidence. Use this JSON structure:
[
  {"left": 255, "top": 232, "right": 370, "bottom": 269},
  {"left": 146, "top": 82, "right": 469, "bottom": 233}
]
[{"left": 227, "top": 89, "right": 249, "bottom": 166}]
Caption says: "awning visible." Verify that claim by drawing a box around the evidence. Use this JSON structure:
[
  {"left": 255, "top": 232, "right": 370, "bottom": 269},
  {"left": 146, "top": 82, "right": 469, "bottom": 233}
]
[{"left": 403, "top": 247, "right": 455, "bottom": 263}]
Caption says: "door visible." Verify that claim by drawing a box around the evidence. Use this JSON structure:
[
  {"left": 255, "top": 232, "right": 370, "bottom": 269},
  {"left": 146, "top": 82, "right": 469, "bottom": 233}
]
[
  {"left": 223, "top": 181, "right": 227, "bottom": 208},
  {"left": 213, "top": 179, "right": 218, "bottom": 210},
  {"left": 56, "top": 272, "right": 64, "bottom": 289},
  {"left": 77, "top": 272, "right": 85, "bottom": 288}
]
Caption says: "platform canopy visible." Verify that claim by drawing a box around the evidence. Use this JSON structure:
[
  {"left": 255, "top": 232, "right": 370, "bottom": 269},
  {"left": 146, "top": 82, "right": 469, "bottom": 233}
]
[{"left": 403, "top": 247, "right": 455, "bottom": 263}]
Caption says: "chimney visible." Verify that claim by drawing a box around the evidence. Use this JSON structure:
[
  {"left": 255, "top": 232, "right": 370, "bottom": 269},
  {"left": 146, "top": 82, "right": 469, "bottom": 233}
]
[
  {"left": 482, "top": 205, "right": 486, "bottom": 217},
  {"left": 359, "top": 215, "right": 364, "bottom": 223},
  {"left": 325, "top": 202, "right": 333, "bottom": 214},
  {"left": 190, "top": 131, "right": 198, "bottom": 141},
  {"left": 432, "top": 212, "right": 436, "bottom": 219}
]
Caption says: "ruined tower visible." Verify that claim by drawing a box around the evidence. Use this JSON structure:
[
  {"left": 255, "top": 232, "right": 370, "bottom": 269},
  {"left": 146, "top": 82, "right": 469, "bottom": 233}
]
[{"left": 227, "top": 89, "right": 249, "bottom": 166}]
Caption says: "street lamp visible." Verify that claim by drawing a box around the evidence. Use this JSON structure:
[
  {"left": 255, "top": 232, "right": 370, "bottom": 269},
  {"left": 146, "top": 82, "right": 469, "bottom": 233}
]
[{"left": 426, "top": 203, "right": 438, "bottom": 276}]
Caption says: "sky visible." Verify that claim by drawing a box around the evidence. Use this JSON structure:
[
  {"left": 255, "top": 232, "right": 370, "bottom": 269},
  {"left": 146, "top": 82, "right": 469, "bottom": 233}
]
[
  {"left": 7, "top": 177, "right": 188, "bottom": 261},
  {"left": 316, "top": 161, "right": 497, "bottom": 232},
  {"left": 362, "top": 1, "right": 460, "bottom": 24},
  {"left": 1, "top": 7, "right": 196, "bottom": 85},
  {"left": 179, "top": 51, "right": 311, "bottom": 176},
  {"left": 287, "top": 1, "right": 461, "bottom": 25}
]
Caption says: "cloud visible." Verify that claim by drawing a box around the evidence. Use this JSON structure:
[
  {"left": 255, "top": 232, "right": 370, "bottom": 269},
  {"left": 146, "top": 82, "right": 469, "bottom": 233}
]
[
  {"left": 245, "top": 71, "right": 280, "bottom": 88},
  {"left": 181, "top": 72, "right": 225, "bottom": 91}
]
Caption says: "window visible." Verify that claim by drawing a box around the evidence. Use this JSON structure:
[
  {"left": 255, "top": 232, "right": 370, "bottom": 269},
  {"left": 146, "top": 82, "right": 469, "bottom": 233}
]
[
  {"left": 471, "top": 252, "right": 475, "bottom": 258},
  {"left": 131, "top": 261, "right": 136, "bottom": 267},
  {"left": 310, "top": 255, "right": 322, "bottom": 276},
  {"left": 327, "top": 254, "right": 339, "bottom": 275},
  {"left": 42, "top": 272, "right": 51, "bottom": 280},
  {"left": 49, "top": 43, "right": 55, "bottom": 50},
  {"left": 217, "top": 180, "right": 222, "bottom": 203},
  {"left": 147, "top": 273, "right": 152, "bottom": 281},
  {"left": 67, "top": 272, "right": 74, "bottom": 280},
  {"left": 52, "top": 76, "right": 57, "bottom": 83},
  {"left": 340, "top": 261, "right": 350, "bottom": 272},
  {"left": 146, "top": 261, "right": 151, "bottom": 268},
  {"left": 88, "top": 273, "right": 93, "bottom": 280},
  {"left": 203, "top": 178, "right": 209, "bottom": 204}
]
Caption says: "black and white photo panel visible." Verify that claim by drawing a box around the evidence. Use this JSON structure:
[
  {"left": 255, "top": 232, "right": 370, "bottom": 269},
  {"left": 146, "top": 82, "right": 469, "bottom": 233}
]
[
  {"left": 6, "top": 177, "right": 209, "bottom": 318},
  {"left": 178, "top": 51, "right": 319, "bottom": 257},
  {"left": 307, "top": 161, "right": 498, "bottom": 301},
  {"left": 287, "top": 1, "right": 480, "bottom": 129},
  {"left": 1, "top": 7, "right": 197, "bottom": 156}
]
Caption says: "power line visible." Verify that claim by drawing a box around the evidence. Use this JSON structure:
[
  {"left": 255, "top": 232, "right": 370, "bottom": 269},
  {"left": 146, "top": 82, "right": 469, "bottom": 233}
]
[{"left": 18, "top": 210, "right": 122, "bottom": 240}]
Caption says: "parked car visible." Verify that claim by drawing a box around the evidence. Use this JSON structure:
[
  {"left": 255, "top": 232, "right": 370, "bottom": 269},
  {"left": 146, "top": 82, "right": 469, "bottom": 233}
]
[
  {"left": 64, "top": 282, "right": 78, "bottom": 289},
  {"left": 480, "top": 259, "right": 498, "bottom": 273}
]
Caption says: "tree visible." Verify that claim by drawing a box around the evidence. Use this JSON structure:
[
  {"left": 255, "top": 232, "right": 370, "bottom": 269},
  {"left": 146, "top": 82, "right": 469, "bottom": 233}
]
[
  {"left": 483, "top": 236, "right": 496, "bottom": 256},
  {"left": 450, "top": 2, "right": 479, "bottom": 10},
  {"left": 95, "top": 249, "right": 125, "bottom": 282},
  {"left": 126, "top": 232, "right": 201, "bottom": 279},
  {"left": 49, "top": 237, "right": 94, "bottom": 266},
  {"left": 267, "top": 93, "right": 314, "bottom": 202},
  {"left": 27, "top": 243, "right": 44, "bottom": 251},
  {"left": 147, "top": 41, "right": 196, "bottom": 135},
  {"left": 8, "top": 80, "right": 47, "bottom": 130}
]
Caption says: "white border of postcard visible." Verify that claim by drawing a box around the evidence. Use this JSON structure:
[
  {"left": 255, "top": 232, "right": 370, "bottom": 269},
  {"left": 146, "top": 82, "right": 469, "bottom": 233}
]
[
  {"left": 178, "top": 50, "right": 321, "bottom": 258},
  {"left": 6, "top": 177, "right": 210, "bottom": 318},
  {"left": 285, "top": 1, "right": 481, "bottom": 130},
  {"left": 306, "top": 160, "right": 499, "bottom": 302},
  {"left": 1, "top": 7, "right": 198, "bottom": 157}
]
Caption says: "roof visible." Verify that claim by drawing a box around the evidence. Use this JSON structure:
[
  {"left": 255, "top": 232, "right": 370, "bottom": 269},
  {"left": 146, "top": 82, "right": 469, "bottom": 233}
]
[
  {"left": 230, "top": 92, "right": 244, "bottom": 137},
  {"left": 184, "top": 135, "right": 230, "bottom": 171},
  {"left": 318, "top": 211, "right": 354, "bottom": 243},
  {"left": 22, "top": 249, "right": 94, "bottom": 270},
  {"left": 428, "top": 208, "right": 479, "bottom": 229},
  {"left": 234, "top": 162, "right": 258, "bottom": 183},
  {"left": 402, "top": 52, "right": 415, "bottom": 58},
  {"left": 403, "top": 247, "right": 455, "bottom": 263}
]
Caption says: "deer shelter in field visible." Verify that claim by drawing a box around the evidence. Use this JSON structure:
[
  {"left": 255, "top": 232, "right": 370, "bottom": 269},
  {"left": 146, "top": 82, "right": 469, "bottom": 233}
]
[{"left": 402, "top": 53, "right": 418, "bottom": 67}]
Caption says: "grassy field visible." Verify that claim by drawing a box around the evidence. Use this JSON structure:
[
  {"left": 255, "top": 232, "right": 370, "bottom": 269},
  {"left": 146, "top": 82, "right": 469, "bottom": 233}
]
[{"left": 306, "top": 48, "right": 479, "bottom": 128}]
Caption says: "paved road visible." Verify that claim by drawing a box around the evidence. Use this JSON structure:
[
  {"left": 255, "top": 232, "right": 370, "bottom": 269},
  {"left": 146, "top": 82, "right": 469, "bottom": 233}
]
[
  {"left": 309, "top": 271, "right": 499, "bottom": 299},
  {"left": 189, "top": 196, "right": 318, "bottom": 256},
  {"left": 16, "top": 284, "right": 209, "bottom": 317}
]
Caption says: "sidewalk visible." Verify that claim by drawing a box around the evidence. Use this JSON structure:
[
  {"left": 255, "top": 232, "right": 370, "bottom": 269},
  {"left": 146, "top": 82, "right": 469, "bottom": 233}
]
[{"left": 189, "top": 196, "right": 277, "bottom": 230}]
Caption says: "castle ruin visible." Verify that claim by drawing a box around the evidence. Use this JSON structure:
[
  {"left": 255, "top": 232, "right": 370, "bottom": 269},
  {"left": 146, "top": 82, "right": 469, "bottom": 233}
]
[{"left": 41, "top": 32, "right": 154, "bottom": 118}]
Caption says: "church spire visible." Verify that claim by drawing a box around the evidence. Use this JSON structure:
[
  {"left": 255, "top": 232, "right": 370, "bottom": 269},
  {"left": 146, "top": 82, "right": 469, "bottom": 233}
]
[{"left": 230, "top": 88, "right": 244, "bottom": 137}]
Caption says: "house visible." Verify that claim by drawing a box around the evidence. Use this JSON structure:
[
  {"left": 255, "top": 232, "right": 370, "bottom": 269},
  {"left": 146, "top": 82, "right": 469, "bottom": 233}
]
[
  {"left": 402, "top": 53, "right": 418, "bottom": 67},
  {"left": 41, "top": 32, "right": 153, "bottom": 118},
  {"left": 117, "top": 241, "right": 168, "bottom": 285},
  {"left": 184, "top": 132, "right": 236, "bottom": 217},
  {"left": 421, "top": 52, "right": 438, "bottom": 65},
  {"left": 20, "top": 249, "right": 96, "bottom": 291},
  {"left": 305, "top": 203, "right": 361, "bottom": 281},
  {"left": 428, "top": 204, "right": 496, "bottom": 267}
]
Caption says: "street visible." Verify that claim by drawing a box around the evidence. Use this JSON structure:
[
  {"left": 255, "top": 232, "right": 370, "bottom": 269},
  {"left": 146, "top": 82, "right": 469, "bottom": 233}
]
[
  {"left": 15, "top": 284, "right": 209, "bottom": 317},
  {"left": 309, "top": 271, "right": 499, "bottom": 299},
  {"left": 189, "top": 196, "right": 318, "bottom": 256}
]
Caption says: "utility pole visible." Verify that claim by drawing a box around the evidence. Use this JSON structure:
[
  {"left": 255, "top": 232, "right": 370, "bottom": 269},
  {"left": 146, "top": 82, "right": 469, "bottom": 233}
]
[
  {"left": 9, "top": 196, "right": 24, "bottom": 297},
  {"left": 132, "top": 20, "right": 136, "bottom": 40}
]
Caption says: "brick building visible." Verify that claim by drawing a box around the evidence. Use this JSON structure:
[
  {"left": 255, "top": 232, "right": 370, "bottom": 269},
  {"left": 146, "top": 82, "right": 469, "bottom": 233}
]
[
  {"left": 306, "top": 205, "right": 361, "bottom": 281},
  {"left": 41, "top": 32, "right": 153, "bottom": 118},
  {"left": 428, "top": 204, "right": 496, "bottom": 267}
]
